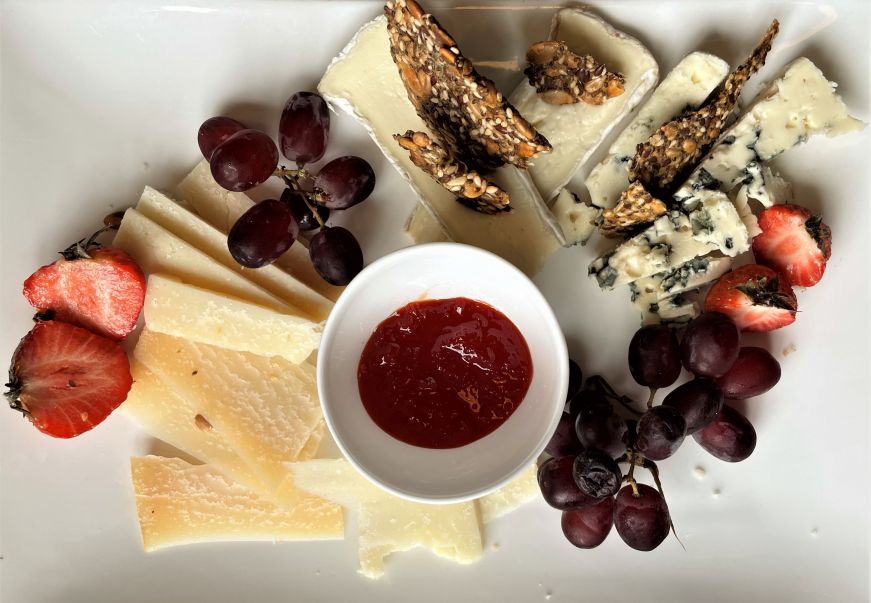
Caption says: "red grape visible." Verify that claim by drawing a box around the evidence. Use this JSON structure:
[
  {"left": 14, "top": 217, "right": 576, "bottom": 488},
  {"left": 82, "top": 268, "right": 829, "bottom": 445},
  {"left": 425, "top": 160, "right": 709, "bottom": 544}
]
[
  {"left": 662, "top": 378, "right": 723, "bottom": 433},
  {"left": 281, "top": 188, "right": 329, "bottom": 231},
  {"left": 210, "top": 129, "right": 279, "bottom": 192},
  {"left": 545, "top": 412, "right": 584, "bottom": 458},
  {"left": 628, "top": 325, "right": 681, "bottom": 388},
  {"left": 614, "top": 483, "right": 671, "bottom": 551},
  {"left": 693, "top": 404, "right": 756, "bottom": 462},
  {"left": 575, "top": 403, "right": 628, "bottom": 458},
  {"left": 279, "top": 91, "right": 330, "bottom": 164},
  {"left": 227, "top": 198, "right": 298, "bottom": 268},
  {"left": 568, "top": 389, "right": 609, "bottom": 418},
  {"left": 635, "top": 405, "right": 686, "bottom": 460},
  {"left": 537, "top": 456, "right": 599, "bottom": 510},
  {"left": 716, "top": 346, "right": 781, "bottom": 399},
  {"left": 198, "top": 116, "right": 245, "bottom": 160},
  {"left": 561, "top": 496, "right": 614, "bottom": 549},
  {"left": 314, "top": 156, "right": 376, "bottom": 209},
  {"left": 681, "top": 312, "right": 741, "bottom": 378},
  {"left": 309, "top": 226, "right": 363, "bottom": 286},
  {"left": 573, "top": 449, "right": 621, "bottom": 499},
  {"left": 567, "top": 358, "right": 583, "bottom": 402}
]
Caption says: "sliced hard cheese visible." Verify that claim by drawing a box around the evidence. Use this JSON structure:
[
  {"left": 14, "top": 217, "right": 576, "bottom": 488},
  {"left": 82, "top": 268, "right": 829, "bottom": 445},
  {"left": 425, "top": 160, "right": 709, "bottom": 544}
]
[
  {"left": 404, "top": 204, "right": 451, "bottom": 244},
  {"left": 175, "top": 161, "right": 343, "bottom": 302},
  {"left": 144, "top": 274, "right": 320, "bottom": 364},
  {"left": 114, "top": 209, "right": 292, "bottom": 315},
  {"left": 319, "top": 16, "right": 561, "bottom": 276},
  {"left": 510, "top": 8, "right": 659, "bottom": 203},
  {"left": 675, "top": 57, "right": 866, "bottom": 210},
  {"left": 477, "top": 464, "right": 539, "bottom": 524},
  {"left": 287, "top": 459, "right": 482, "bottom": 579},
  {"left": 585, "top": 52, "right": 730, "bottom": 208},
  {"left": 134, "top": 329, "right": 322, "bottom": 493},
  {"left": 131, "top": 456, "right": 343, "bottom": 552},
  {"left": 136, "top": 186, "right": 332, "bottom": 322}
]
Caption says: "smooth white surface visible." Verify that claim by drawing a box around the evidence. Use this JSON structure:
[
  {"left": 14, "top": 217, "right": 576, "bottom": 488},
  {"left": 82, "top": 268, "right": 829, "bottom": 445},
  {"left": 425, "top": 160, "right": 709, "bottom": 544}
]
[
  {"left": 318, "top": 243, "right": 568, "bottom": 503},
  {"left": 0, "top": 1, "right": 869, "bottom": 602}
]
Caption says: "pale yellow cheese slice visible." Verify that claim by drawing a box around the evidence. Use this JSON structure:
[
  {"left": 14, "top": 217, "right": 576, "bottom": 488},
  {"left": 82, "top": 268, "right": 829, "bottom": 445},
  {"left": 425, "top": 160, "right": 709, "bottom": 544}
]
[
  {"left": 404, "top": 204, "right": 451, "bottom": 244},
  {"left": 114, "top": 209, "right": 292, "bottom": 314},
  {"left": 176, "top": 161, "right": 343, "bottom": 302},
  {"left": 135, "top": 186, "right": 332, "bottom": 322},
  {"left": 134, "top": 329, "right": 322, "bottom": 493},
  {"left": 131, "top": 456, "right": 343, "bottom": 552},
  {"left": 287, "top": 459, "right": 483, "bottom": 579},
  {"left": 476, "top": 464, "right": 539, "bottom": 523},
  {"left": 144, "top": 274, "right": 320, "bottom": 364}
]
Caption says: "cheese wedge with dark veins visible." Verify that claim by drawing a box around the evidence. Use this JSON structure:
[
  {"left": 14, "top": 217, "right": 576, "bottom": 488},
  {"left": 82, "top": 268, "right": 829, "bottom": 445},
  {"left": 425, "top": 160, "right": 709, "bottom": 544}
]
[
  {"left": 175, "top": 161, "right": 343, "bottom": 302},
  {"left": 585, "top": 52, "right": 730, "bottom": 209},
  {"left": 510, "top": 8, "right": 659, "bottom": 204},
  {"left": 135, "top": 186, "right": 333, "bottom": 322},
  {"left": 319, "top": 16, "right": 562, "bottom": 276},
  {"left": 131, "top": 456, "right": 343, "bottom": 552}
]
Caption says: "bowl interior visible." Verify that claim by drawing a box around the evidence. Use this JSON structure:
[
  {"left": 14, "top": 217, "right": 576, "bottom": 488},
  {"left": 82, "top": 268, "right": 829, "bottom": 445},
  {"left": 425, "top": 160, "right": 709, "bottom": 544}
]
[{"left": 318, "top": 243, "right": 567, "bottom": 503}]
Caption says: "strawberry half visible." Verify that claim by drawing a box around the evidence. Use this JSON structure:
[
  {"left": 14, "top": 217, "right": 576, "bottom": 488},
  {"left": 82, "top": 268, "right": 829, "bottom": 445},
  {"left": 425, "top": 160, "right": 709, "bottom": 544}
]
[
  {"left": 705, "top": 264, "right": 798, "bottom": 332},
  {"left": 5, "top": 321, "right": 133, "bottom": 438},
  {"left": 23, "top": 236, "right": 145, "bottom": 340},
  {"left": 752, "top": 204, "right": 832, "bottom": 287}
]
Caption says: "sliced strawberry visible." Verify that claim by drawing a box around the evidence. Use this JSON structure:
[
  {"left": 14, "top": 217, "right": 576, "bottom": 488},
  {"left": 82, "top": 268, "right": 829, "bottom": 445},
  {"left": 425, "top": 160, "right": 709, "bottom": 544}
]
[
  {"left": 705, "top": 264, "right": 797, "bottom": 332},
  {"left": 23, "top": 241, "right": 145, "bottom": 340},
  {"left": 5, "top": 321, "right": 133, "bottom": 438},
  {"left": 752, "top": 204, "right": 831, "bottom": 287}
]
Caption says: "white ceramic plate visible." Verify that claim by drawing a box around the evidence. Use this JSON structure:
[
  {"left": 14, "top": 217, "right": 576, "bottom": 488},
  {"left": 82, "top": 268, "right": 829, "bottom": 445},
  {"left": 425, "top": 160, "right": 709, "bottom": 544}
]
[{"left": 1, "top": 1, "right": 868, "bottom": 602}]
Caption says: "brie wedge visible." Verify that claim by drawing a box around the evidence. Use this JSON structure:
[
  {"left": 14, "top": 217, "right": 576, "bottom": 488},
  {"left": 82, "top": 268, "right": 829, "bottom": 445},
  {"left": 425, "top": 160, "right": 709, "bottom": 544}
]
[
  {"left": 585, "top": 52, "right": 729, "bottom": 208},
  {"left": 551, "top": 188, "right": 601, "bottom": 246},
  {"left": 509, "top": 8, "right": 659, "bottom": 203}
]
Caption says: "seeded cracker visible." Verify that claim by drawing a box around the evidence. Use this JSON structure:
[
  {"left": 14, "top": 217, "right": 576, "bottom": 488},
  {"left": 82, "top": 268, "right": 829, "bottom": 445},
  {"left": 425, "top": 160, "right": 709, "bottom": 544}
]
[
  {"left": 385, "top": 0, "right": 551, "bottom": 171},
  {"left": 395, "top": 131, "right": 510, "bottom": 214},
  {"left": 629, "top": 20, "right": 779, "bottom": 191},
  {"left": 599, "top": 182, "right": 667, "bottom": 237},
  {"left": 524, "top": 40, "right": 625, "bottom": 106}
]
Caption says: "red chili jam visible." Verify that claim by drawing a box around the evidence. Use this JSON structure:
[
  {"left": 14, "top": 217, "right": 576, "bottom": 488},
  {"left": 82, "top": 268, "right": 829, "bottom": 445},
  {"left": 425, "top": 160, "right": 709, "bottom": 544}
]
[{"left": 357, "top": 297, "right": 533, "bottom": 449}]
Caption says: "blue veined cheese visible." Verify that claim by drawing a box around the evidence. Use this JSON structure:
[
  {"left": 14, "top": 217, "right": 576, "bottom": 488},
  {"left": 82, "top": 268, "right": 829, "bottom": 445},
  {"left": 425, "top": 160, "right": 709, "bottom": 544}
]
[
  {"left": 551, "top": 188, "right": 602, "bottom": 246},
  {"left": 629, "top": 283, "right": 699, "bottom": 325},
  {"left": 589, "top": 190, "right": 746, "bottom": 289},
  {"left": 732, "top": 166, "right": 792, "bottom": 238},
  {"left": 509, "top": 8, "right": 658, "bottom": 203},
  {"left": 675, "top": 57, "right": 866, "bottom": 210},
  {"left": 629, "top": 256, "right": 730, "bottom": 325},
  {"left": 585, "top": 52, "right": 729, "bottom": 209}
]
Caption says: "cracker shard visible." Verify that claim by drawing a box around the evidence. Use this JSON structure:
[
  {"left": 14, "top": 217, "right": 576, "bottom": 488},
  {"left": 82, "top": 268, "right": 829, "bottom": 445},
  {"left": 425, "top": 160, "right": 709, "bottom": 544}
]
[
  {"left": 600, "top": 182, "right": 668, "bottom": 237},
  {"left": 395, "top": 131, "right": 510, "bottom": 214},
  {"left": 524, "top": 40, "right": 625, "bottom": 106},
  {"left": 385, "top": 0, "right": 551, "bottom": 170},
  {"left": 629, "top": 19, "right": 780, "bottom": 191}
]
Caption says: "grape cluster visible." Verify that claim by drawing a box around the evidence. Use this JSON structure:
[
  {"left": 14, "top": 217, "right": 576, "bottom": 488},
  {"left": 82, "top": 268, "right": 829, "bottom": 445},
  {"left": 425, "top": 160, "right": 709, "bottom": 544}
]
[
  {"left": 197, "top": 92, "right": 375, "bottom": 285},
  {"left": 541, "top": 312, "right": 781, "bottom": 551}
]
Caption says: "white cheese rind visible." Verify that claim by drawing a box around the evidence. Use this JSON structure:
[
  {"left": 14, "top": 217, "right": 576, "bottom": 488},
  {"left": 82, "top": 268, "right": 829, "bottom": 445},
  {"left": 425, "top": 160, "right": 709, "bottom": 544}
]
[
  {"left": 143, "top": 275, "right": 320, "bottom": 364},
  {"left": 585, "top": 52, "right": 729, "bottom": 208},
  {"left": 114, "top": 209, "right": 293, "bottom": 315},
  {"left": 589, "top": 190, "right": 747, "bottom": 289},
  {"left": 131, "top": 456, "right": 343, "bottom": 552},
  {"left": 551, "top": 188, "right": 601, "bottom": 246},
  {"left": 175, "top": 161, "right": 343, "bottom": 302},
  {"left": 319, "top": 17, "right": 562, "bottom": 276},
  {"left": 675, "top": 57, "right": 866, "bottom": 210},
  {"left": 404, "top": 203, "right": 452, "bottom": 244},
  {"left": 136, "top": 186, "right": 332, "bottom": 322},
  {"left": 509, "top": 8, "right": 659, "bottom": 203}
]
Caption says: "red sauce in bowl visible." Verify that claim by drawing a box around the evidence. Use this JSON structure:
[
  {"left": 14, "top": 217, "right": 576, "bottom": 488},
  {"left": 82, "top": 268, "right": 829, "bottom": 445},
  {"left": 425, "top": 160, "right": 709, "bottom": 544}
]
[{"left": 357, "top": 297, "right": 533, "bottom": 449}]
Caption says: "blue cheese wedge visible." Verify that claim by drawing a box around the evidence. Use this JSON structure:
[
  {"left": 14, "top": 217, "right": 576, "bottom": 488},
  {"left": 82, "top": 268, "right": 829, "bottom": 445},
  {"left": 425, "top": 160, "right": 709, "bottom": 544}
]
[
  {"left": 509, "top": 8, "right": 658, "bottom": 203},
  {"left": 319, "top": 16, "right": 562, "bottom": 275},
  {"left": 675, "top": 57, "right": 866, "bottom": 210},
  {"left": 551, "top": 188, "right": 601, "bottom": 246},
  {"left": 629, "top": 256, "right": 730, "bottom": 324},
  {"left": 590, "top": 190, "right": 747, "bottom": 289},
  {"left": 585, "top": 52, "right": 729, "bottom": 209}
]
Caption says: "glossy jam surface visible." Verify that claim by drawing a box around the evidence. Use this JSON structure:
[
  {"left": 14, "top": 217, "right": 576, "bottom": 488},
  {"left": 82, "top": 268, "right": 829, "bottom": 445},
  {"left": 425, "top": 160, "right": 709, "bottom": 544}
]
[{"left": 357, "top": 297, "right": 533, "bottom": 449}]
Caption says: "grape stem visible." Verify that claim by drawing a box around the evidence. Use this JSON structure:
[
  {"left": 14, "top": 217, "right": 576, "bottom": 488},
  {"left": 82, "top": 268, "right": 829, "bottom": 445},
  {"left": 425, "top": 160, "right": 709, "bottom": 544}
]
[
  {"left": 646, "top": 388, "right": 658, "bottom": 409},
  {"left": 281, "top": 174, "right": 328, "bottom": 229},
  {"left": 643, "top": 459, "right": 685, "bottom": 550},
  {"left": 586, "top": 375, "right": 643, "bottom": 417},
  {"left": 625, "top": 449, "right": 640, "bottom": 497},
  {"left": 274, "top": 167, "right": 309, "bottom": 180}
]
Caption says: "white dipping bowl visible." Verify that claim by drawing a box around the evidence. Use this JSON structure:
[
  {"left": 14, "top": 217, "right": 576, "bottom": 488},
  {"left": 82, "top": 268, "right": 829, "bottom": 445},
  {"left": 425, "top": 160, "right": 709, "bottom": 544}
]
[{"left": 317, "top": 243, "right": 568, "bottom": 504}]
